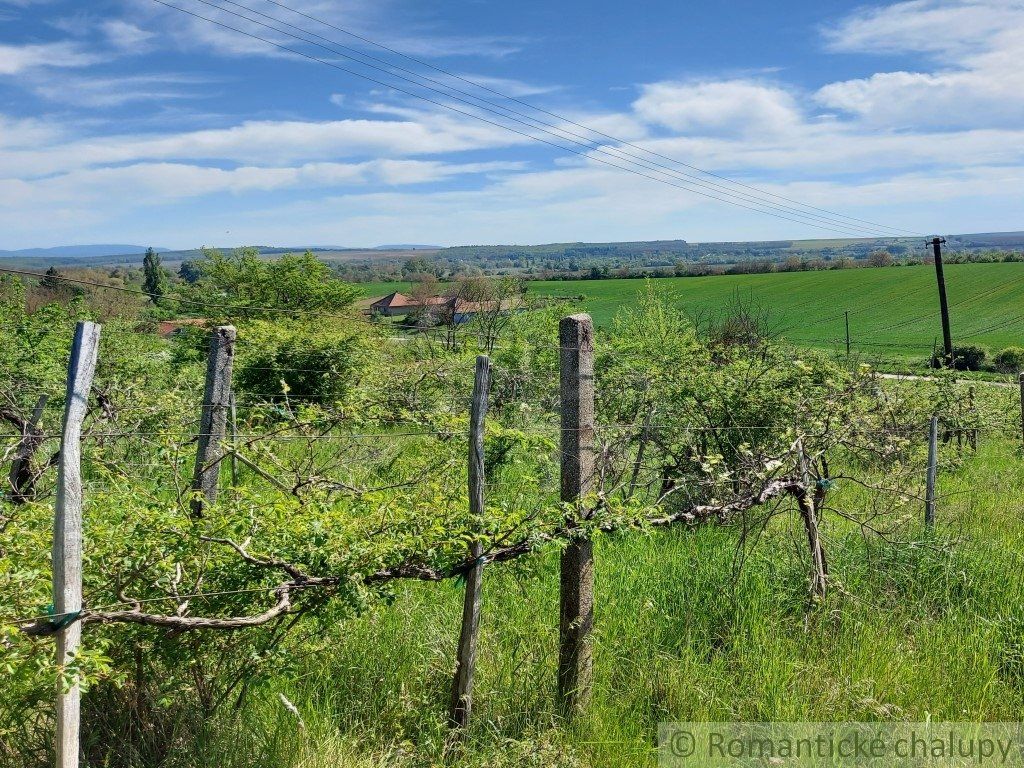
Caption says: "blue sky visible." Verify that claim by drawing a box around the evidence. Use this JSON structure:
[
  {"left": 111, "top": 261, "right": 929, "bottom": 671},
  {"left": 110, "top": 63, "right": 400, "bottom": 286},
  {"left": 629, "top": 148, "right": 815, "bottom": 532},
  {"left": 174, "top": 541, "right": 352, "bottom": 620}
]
[{"left": 0, "top": 0, "right": 1021, "bottom": 249}]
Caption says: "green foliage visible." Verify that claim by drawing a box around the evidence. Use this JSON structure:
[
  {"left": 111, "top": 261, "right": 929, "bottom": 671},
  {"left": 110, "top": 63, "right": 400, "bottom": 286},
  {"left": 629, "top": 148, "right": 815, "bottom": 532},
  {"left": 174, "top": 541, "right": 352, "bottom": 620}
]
[
  {"left": 939, "top": 345, "right": 987, "bottom": 371},
  {"left": 993, "top": 346, "right": 1024, "bottom": 373},
  {"left": 142, "top": 248, "right": 168, "bottom": 301},
  {"left": 4, "top": 281, "right": 1023, "bottom": 767},
  {"left": 40, "top": 266, "right": 63, "bottom": 290},
  {"left": 177, "top": 260, "right": 202, "bottom": 284},
  {"left": 183, "top": 249, "right": 358, "bottom": 320},
  {"left": 234, "top": 319, "right": 369, "bottom": 404},
  {"left": 83, "top": 439, "right": 1024, "bottom": 768},
  {"left": 0, "top": 290, "right": 86, "bottom": 409}
]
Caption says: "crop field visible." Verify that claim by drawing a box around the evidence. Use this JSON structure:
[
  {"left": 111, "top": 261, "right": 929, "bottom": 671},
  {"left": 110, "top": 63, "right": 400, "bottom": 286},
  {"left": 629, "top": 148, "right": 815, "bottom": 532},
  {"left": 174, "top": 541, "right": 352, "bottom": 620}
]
[{"left": 361, "top": 262, "right": 1024, "bottom": 360}]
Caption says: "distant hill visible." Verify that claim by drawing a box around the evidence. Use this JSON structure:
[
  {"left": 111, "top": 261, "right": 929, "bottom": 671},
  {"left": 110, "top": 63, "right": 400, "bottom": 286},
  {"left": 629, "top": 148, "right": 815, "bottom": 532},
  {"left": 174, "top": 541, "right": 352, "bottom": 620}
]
[
  {"left": 2, "top": 232, "right": 1020, "bottom": 272},
  {"left": 374, "top": 244, "right": 443, "bottom": 250},
  {"left": 0, "top": 244, "right": 166, "bottom": 259}
]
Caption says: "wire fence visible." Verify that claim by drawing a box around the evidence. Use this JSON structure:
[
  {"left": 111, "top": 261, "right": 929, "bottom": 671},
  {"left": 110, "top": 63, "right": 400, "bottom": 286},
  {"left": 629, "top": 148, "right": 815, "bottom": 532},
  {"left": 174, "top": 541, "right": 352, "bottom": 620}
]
[{"left": 3, "top": 272, "right": 1023, "bottom": 632}]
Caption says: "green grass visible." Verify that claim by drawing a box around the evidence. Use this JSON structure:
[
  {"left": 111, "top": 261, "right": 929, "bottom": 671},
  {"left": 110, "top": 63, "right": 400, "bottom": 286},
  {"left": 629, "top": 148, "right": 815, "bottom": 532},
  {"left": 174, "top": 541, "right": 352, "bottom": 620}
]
[
  {"left": 359, "top": 263, "right": 1024, "bottom": 360},
  {"left": 181, "top": 437, "right": 1024, "bottom": 768}
]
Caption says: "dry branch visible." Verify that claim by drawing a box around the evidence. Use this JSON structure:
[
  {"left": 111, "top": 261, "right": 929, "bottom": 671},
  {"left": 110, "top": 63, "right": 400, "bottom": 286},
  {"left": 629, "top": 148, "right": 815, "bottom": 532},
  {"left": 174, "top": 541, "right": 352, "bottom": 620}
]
[{"left": 21, "top": 474, "right": 807, "bottom": 636}]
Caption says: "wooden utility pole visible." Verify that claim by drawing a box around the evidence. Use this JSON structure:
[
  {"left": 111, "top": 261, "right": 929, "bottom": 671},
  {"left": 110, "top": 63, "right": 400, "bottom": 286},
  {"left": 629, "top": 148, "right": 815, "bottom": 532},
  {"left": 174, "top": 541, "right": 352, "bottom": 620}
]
[
  {"left": 190, "top": 326, "right": 235, "bottom": 517},
  {"left": 925, "top": 415, "right": 939, "bottom": 527},
  {"left": 844, "top": 311, "right": 851, "bottom": 356},
  {"left": 557, "top": 314, "right": 595, "bottom": 717},
  {"left": 54, "top": 321, "right": 101, "bottom": 768},
  {"left": 931, "top": 237, "right": 953, "bottom": 367},
  {"left": 449, "top": 355, "right": 490, "bottom": 730}
]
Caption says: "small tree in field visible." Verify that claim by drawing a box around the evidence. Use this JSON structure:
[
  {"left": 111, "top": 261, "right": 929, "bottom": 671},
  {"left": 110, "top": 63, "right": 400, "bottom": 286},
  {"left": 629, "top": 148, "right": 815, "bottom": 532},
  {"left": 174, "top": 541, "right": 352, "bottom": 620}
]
[
  {"left": 867, "top": 250, "right": 894, "bottom": 268},
  {"left": 40, "top": 266, "right": 63, "bottom": 290},
  {"left": 143, "top": 247, "right": 169, "bottom": 301}
]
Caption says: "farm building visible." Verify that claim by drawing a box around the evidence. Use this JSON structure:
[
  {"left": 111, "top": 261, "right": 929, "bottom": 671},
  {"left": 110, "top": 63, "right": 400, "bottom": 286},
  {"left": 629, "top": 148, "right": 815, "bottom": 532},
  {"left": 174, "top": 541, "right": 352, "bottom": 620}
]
[
  {"left": 155, "top": 317, "right": 209, "bottom": 338},
  {"left": 367, "top": 292, "right": 448, "bottom": 316},
  {"left": 366, "top": 292, "right": 523, "bottom": 324}
]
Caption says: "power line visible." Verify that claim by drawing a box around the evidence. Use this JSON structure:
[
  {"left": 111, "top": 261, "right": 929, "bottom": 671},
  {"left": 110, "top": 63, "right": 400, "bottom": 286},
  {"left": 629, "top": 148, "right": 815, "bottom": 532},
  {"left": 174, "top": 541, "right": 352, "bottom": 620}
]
[
  {"left": 255, "top": 0, "right": 923, "bottom": 238},
  {"left": 147, "top": 0, "right": 911, "bottom": 239},
  {"left": 197, "top": 0, "right": 910, "bottom": 239}
]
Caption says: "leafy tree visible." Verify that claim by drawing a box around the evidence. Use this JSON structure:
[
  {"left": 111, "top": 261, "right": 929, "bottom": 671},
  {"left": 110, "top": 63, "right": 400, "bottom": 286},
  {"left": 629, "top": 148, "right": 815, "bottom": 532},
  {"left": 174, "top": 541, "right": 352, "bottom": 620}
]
[
  {"left": 142, "top": 247, "right": 169, "bottom": 301},
  {"left": 867, "top": 250, "right": 894, "bottom": 267},
  {"left": 402, "top": 256, "right": 434, "bottom": 277},
  {"left": 177, "top": 260, "right": 202, "bottom": 284},
  {"left": 185, "top": 248, "right": 357, "bottom": 319},
  {"left": 40, "top": 265, "right": 63, "bottom": 289}
]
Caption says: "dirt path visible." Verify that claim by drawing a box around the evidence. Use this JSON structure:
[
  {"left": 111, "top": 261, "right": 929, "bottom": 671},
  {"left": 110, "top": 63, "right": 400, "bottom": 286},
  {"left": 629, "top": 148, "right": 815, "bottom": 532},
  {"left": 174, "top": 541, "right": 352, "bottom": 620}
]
[{"left": 878, "top": 373, "right": 1016, "bottom": 389}]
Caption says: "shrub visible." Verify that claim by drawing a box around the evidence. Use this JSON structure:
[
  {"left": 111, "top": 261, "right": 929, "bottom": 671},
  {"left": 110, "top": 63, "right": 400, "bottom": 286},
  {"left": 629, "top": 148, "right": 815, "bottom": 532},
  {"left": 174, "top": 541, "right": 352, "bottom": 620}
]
[
  {"left": 235, "top": 319, "right": 368, "bottom": 404},
  {"left": 993, "top": 346, "right": 1024, "bottom": 373},
  {"left": 867, "top": 250, "right": 894, "bottom": 267},
  {"left": 932, "top": 345, "right": 987, "bottom": 371}
]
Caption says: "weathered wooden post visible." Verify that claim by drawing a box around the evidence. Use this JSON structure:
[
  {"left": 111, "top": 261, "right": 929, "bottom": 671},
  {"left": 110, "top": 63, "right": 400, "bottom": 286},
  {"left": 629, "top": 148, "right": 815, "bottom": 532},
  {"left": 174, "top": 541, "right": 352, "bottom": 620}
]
[
  {"left": 449, "top": 355, "right": 490, "bottom": 729},
  {"left": 797, "top": 440, "right": 828, "bottom": 599},
  {"left": 557, "top": 314, "right": 595, "bottom": 717},
  {"left": 925, "top": 415, "right": 939, "bottom": 527},
  {"left": 54, "top": 321, "right": 101, "bottom": 768},
  {"left": 190, "top": 325, "right": 235, "bottom": 517}
]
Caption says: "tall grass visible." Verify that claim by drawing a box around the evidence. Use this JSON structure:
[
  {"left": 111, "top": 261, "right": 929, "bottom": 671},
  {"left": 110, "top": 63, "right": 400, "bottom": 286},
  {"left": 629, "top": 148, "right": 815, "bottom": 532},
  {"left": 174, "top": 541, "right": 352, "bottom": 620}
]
[{"left": 151, "top": 438, "right": 1024, "bottom": 767}]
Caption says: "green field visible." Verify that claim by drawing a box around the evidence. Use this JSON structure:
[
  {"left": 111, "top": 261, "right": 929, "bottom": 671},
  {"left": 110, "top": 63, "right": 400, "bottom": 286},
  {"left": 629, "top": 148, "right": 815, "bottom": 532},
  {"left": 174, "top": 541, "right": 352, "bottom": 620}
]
[{"left": 361, "top": 262, "right": 1024, "bottom": 359}]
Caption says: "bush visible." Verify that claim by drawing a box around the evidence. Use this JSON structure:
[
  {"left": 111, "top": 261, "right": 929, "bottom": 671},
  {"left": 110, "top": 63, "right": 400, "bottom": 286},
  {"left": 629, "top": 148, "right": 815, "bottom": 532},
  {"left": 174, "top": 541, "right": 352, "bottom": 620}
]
[
  {"left": 993, "top": 346, "right": 1024, "bottom": 373},
  {"left": 932, "top": 345, "right": 987, "bottom": 371},
  {"left": 867, "top": 250, "right": 894, "bottom": 267},
  {"left": 235, "top": 319, "right": 368, "bottom": 404}
]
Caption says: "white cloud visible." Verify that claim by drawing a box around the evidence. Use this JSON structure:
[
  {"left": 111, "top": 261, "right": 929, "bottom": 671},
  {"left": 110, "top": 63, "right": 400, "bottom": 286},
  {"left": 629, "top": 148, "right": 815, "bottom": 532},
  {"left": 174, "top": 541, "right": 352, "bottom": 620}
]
[
  {"left": 0, "top": 114, "right": 65, "bottom": 148},
  {"left": 2, "top": 0, "right": 1023, "bottom": 247},
  {"left": 144, "top": 161, "right": 1021, "bottom": 248},
  {"left": 0, "top": 110, "right": 535, "bottom": 178},
  {"left": 822, "top": 0, "right": 1023, "bottom": 60},
  {"left": 447, "top": 73, "right": 559, "bottom": 97},
  {"left": 818, "top": 0, "right": 1024, "bottom": 128},
  {"left": 632, "top": 80, "right": 803, "bottom": 137},
  {"left": 0, "top": 41, "right": 101, "bottom": 74},
  {"left": 29, "top": 72, "right": 211, "bottom": 107},
  {"left": 102, "top": 19, "right": 156, "bottom": 49},
  {"left": 0, "top": 158, "right": 528, "bottom": 210},
  {"left": 118, "top": 0, "right": 525, "bottom": 62},
  {"left": 381, "top": 34, "right": 525, "bottom": 59}
]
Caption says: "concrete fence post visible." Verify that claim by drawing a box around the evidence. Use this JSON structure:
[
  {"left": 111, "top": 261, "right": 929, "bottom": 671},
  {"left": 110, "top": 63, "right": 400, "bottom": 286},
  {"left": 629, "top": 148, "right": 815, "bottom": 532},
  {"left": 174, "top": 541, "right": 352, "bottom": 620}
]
[
  {"left": 557, "top": 314, "right": 595, "bottom": 718},
  {"left": 190, "top": 325, "right": 235, "bottom": 517}
]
